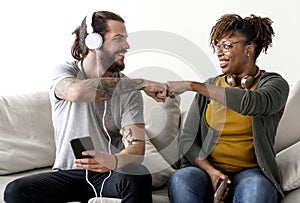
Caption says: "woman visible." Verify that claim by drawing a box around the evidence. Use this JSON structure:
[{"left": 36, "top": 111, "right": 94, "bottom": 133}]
[{"left": 167, "top": 14, "right": 289, "bottom": 203}]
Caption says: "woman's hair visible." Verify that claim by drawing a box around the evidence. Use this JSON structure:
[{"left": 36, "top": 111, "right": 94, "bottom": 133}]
[
  {"left": 209, "top": 14, "right": 275, "bottom": 60},
  {"left": 71, "top": 11, "right": 124, "bottom": 61}
]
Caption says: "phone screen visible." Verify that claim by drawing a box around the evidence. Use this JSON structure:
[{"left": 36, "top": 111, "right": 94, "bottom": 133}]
[{"left": 70, "top": 136, "right": 95, "bottom": 159}]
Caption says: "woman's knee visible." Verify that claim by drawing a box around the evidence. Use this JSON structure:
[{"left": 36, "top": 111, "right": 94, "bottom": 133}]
[
  {"left": 232, "top": 170, "right": 278, "bottom": 203},
  {"left": 169, "top": 166, "right": 212, "bottom": 203},
  {"left": 170, "top": 166, "right": 208, "bottom": 183}
]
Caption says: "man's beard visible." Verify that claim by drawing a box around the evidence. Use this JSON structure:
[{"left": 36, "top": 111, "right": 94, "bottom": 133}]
[
  {"left": 107, "top": 59, "right": 125, "bottom": 73},
  {"left": 99, "top": 49, "right": 125, "bottom": 75}
]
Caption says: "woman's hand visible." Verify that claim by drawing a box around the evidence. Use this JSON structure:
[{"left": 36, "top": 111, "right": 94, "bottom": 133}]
[
  {"left": 207, "top": 169, "right": 230, "bottom": 202},
  {"left": 207, "top": 168, "right": 228, "bottom": 192},
  {"left": 194, "top": 157, "right": 231, "bottom": 202},
  {"left": 166, "top": 81, "right": 192, "bottom": 97}
]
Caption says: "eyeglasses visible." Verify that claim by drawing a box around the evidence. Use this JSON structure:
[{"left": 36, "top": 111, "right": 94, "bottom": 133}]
[{"left": 213, "top": 40, "right": 247, "bottom": 53}]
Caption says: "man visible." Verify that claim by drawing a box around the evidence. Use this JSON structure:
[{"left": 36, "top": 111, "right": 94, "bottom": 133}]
[{"left": 4, "top": 10, "right": 166, "bottom": 203}]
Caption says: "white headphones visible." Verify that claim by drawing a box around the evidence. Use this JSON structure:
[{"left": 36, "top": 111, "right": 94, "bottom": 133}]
[{"left": 85, "top": 12, "right": 103, "bottom": 50}]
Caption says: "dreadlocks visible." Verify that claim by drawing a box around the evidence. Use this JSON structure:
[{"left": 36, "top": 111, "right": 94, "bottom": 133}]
[{"left": 209, "top": 14, "right": 275, "bottom": 60}]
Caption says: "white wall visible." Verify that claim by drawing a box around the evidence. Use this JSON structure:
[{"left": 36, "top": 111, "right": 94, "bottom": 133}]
[{"left": 0, "top": 0, "right": 299, "bottom": 95}]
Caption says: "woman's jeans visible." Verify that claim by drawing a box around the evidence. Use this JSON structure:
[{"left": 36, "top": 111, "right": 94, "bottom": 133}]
[
  {"left": 168, "top": 166, "right": 278, "bottom": 203},
  {"left": 4, "top": 164, "right": 152, "bottom": 203}
]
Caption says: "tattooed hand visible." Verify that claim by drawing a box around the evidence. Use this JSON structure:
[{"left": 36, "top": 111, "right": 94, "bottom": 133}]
[{"left": 141, "top": 80, "right": 168, "bottom": 102}]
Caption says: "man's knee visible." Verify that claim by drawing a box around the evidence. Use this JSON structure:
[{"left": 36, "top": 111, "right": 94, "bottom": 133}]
[
  {"left": 115, "top": 163, "right": 151, "bottom": 185},
  {"left": 118, "top": 163, "right": 150, "bottom": 175},
  {"left": 4, "top": 180, "right": 25, "bottom": 203}
]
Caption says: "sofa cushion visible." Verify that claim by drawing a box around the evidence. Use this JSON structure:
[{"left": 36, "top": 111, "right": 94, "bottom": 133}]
[
  {"left": 276, "top": 141, "right": 300, "bottom": 191},
  {"left": 275, "top": 81, "right": 300, "bottom": 153},
  {"left": 282, "top": 188, "right": 300, "bottom": 203},
  {"left": 143, "top": 138, "right": 176, "bottom": 188},
  {"left": 142, "top": 93, "right": 180, "bottom": 188},
  {"left": 0, "top": 92, "right": 55, "bottom": 175}
]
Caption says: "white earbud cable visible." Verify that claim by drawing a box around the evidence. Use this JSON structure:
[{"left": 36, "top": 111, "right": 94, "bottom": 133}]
[
  {"left": 99, "top": 100, "right": 112, "bottom": 200},
  {"left": 85, "top": 49, "right": 114, "bottom": 203}
]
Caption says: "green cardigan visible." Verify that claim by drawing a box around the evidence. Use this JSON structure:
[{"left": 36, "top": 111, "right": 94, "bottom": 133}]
[{"left": 179, "top": 72, "right": 289, "bottom": 199}]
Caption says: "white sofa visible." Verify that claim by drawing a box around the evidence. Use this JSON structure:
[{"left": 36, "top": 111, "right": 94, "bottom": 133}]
[
  {"left": 1, "top": 81, "right": 300, "bottom": 203},
  {"left": 0, "top": 90, "right": 179, "bottom": 203}
]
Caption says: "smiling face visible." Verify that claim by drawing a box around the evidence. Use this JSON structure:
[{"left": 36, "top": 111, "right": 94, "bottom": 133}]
[
  {"left": 214, "top": 32, "right": 252, "bottom": 76},
  {"left": 99, "top": 20, "right": 130, "bottom": 74}
]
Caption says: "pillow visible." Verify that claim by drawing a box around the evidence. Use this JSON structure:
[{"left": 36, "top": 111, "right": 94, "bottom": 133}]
[
  {"left": 0, "top": 91, "right": 55, "bottom": 175},
  {"left": 143, "top": 93, "right": 181, "bottom": 166},
  {"left": 141, "top": 92, "right": 181, "bottom": 188},
  {"left": 276, "top": 141, "right": 300, "bottom": 191},
  {"left": 142, "top": 139, "right": 176, "bottom": 188},
  {"left": 275, "top": 81, "right": 300, "bottom": 153}
]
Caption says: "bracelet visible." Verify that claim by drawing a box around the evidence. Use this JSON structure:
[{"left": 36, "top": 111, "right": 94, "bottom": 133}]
[{"left": 112, "top": 154, "right": 118, "bottom": 170}]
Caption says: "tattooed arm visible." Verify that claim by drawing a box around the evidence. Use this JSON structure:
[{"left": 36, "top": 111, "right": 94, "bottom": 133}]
[
  {"left": 74, "top": 124, "right": 145, "bottom": 173},
  {"left": 55, "top": 77, "right": 167, "bottom": 102},
  {"left": 117, "top": 124, "right": 146, "bottom": 167}
]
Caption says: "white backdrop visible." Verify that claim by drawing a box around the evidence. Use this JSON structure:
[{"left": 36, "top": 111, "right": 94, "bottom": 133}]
[{"left": 0, "top": 0, "right": 299, "bottom": 95}]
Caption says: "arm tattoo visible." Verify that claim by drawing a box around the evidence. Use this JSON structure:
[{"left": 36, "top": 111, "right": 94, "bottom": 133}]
[
  {"left": 95, "top": 78, "right": 120, "bottom": 98},
  {"left": 95, "top": 78, "right": 145, "bottom": 98},
  {"left": 55, "top": 78, "right": 145, "bottom": 101},
  {"left": 55, "top": 79, "right": 71, "bottom": 99},
  {"left": 123, "top": 128, "right": 142, "bottom": 146},
  {"left": 117, "top": 79, "right": 145, "bottom": 91}
]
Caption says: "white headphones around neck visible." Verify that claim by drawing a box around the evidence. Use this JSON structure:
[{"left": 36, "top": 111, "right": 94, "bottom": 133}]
[{"left": 85, "top": 12, "right": 103, "bottom": 50}]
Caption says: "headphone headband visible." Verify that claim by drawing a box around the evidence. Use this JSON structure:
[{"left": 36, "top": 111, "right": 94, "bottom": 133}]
[
  {"left": 86, "top": 13, "right": 94, "bottom": 34},
  {"left": 253, "top": 68, "right": 261, "bottom": 80},
  {"left": 85, "top": 12, "right": 103, "bottom": 50}
]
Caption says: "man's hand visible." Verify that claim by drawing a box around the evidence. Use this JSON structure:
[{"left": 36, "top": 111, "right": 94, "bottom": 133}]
[
  {"left": 142, "top": 80, "right": 168, "bottom": 102},
  {"left": 166, "top": 81, "right": 192, "bottom": 97},
  {"left": 74, "top": 151, "right": 116, "bottom": 173}
]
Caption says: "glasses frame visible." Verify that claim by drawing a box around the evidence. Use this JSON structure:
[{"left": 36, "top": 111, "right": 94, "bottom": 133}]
[{"left": 213, "top": 40, "right": 248, "bottom": 53}]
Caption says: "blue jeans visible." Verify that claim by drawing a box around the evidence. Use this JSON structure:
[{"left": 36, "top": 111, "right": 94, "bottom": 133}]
[
  {"left": 168, "top": 166, "right": 278, "bottom": 203},
  {"left": 4, "top": 164, "right": 152, "bottom": 203}
]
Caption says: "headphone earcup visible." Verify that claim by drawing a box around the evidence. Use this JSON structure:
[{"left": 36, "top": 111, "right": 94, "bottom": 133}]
[
  {"left": 226, "top": 69, "right": 261, "bottom": 89},
  {"left": 85, "top": 32, "right": 103, "bottom": 50},
  {"left": 241, "top": 75, "right": 254, "bottom": 89},
  {"left": 226, "top": 75, "right": 236, "bottom": 87}
]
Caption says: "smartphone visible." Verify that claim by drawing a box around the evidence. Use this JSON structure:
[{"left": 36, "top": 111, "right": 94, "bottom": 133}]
[
  {"left": 70, "top": 136, "right": 95, "bottom": 159},
  {"left": 214, "top": 178, "right": 227, "bottom": 203}
]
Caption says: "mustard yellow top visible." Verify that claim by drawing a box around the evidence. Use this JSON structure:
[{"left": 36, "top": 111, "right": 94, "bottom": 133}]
[{"left": 206, "top": 75, "right": 258, "bottom": 172}]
